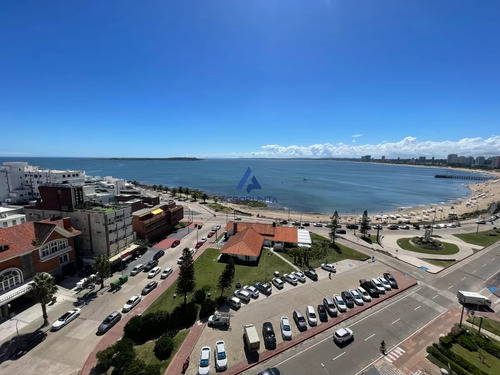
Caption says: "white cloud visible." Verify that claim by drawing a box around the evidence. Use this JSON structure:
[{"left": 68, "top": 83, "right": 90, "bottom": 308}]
[
  {"left": 352, "top": 134, "right": 363, "bottom": 138},
  {"left": 253, "top": 136, "right": 500, "bottom": 159}
]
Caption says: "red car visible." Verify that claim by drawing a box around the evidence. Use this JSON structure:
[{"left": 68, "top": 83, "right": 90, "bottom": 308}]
[
  {"left": 171, "top": 239, "right": 180, "bottom": 248},
  {"left": 195, "top": 241, "right": 203, "bottom": 249},
  {"left": 207, "top": 231, "right": 215, "bottom": 238}
]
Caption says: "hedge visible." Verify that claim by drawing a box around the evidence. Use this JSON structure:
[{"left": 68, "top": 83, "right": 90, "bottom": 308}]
[{"left": 426, "top": 345, "right": 469, "bottom": 375}]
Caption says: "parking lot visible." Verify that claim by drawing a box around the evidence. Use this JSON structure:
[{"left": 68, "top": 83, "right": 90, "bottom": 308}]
[{"left": 185, "top": 259, "right": 410, "bottom": 375}]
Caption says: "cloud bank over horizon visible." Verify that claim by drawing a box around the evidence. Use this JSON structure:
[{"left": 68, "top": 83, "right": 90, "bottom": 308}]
[{"left": 216, "top": 136, "right": 500, "bottom": 159}]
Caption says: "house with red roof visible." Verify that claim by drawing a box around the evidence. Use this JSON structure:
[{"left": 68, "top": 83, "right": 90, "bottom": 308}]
[{"left": 0, "top": 217, "right": 80, "bottom": 321}]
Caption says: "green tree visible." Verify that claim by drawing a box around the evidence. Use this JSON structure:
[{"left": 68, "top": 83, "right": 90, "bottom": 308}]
[
  {"left": 32, "top": 272, "right": 58, "bottom": 326},
  {"left": 201, "top": 193, "right": 208, "bottom": 203},
  {"left": 360, "top": 210, "right": 370, "bottom": 238},
  {"left": 93, "top": 254, "right": 110, "bottom": 289},
  {"left": 164, "top": 186, "right": 169, "bottom": 194},
  {"left": 154, "top": 335, "right": 174, "bottom": 360},
  {"left": 184, "top": 187, "right": 191, "bottom": 199},
  {"left": 178, "top": 186, "right": 184, "bottom": 198},
  {"left": 152, "top": 184, "right": 158, "bottom": 191},
  {"left": 157, "top": 184, "right": 163, "bottom": 192},
  {"left": 171, "top": 187, "right": 178, "bottom": 197},
  {"left": 330, "top": 210, "right": 339, "bottom": 246},
  {"left": 192, "top": 191, "right": 198, "bottom": 201},
  {"left": 213, "top": 195, "right": 219, "bottom": 204},
  {"left": 176, "top": 247, "right": 196, "bottom": 305},
  {"left": 217, "top": 257, "right": 235, "bottom": 297}
]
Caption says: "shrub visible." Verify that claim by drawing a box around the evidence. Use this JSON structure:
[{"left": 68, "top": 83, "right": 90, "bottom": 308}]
[
  {"left": 458, "top": 333, "right": 477, "bottom": 351},
  {"left": 193, "top": 289, "right": 207, "bottom": 304},
  {"left": 154, "top": 335, "right": 174, "bottom": 360},
  {"left": 96, "top": 345, "right": 116, "bottom": 372},
  {"left": 473, "top": 333, "right": 500, "bottom": 359},
  {"left": 216, "top": 296, "right": 226, "bottom": 307},
  {"left": 437, "top": 344, "right": 489, "bottom": 375},
  {"left": 439, "top": 334, "right": 453, "bottom": 348},
  {"left": 426, "top": 345, "right": 469, "bottom": 375},
  {"left": 171, "top": 302, "right": 198, "bottom": 328},
  {"left": 124, "top": 315, "right": 144, "bottom": 343},
  {"left": 199, "top": 299, "right": 218, "bottom": 319},
  {"left": 142, "top": 311, "right": 171, "bottom": 340}
]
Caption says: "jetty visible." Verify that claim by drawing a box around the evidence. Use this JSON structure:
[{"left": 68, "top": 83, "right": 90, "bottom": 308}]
[{"left": 434, "top": 174, "right": 494, "bottom": 181}]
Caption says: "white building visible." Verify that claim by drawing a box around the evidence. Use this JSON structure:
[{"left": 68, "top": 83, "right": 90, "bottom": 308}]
[
  {"left": 0, "top": 205, "right": 26, "bottom": 228},
  {"left": 0, "top": 162, "right": 85, "bottom": 204}
]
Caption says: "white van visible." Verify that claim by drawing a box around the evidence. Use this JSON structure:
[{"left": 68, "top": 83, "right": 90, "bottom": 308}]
[
  {"left": 272, "top": 277, "right": 284, "bottom": 289},
  {"left": 227, "top": 296, "right": 241, "bottom": 309},
  {"left": 306, "top": 305, "right": 317, "bottom": 326}
]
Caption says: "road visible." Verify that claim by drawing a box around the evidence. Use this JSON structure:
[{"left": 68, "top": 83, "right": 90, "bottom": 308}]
[{"left": 243, "top": 239, "right": 500, "bottom": 374}]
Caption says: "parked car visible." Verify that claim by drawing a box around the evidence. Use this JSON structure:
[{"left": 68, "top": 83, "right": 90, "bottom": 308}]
[
  {"left": 214, "top": 340, "right": 228, "bottom": 371},
  {"left": 148, "top": 266, "right": 161, "bottom": 278},
  {"left": 306, "top": 305, "right": 317, "bottom": 326},
  {"left": 130, "top": 263, "right": 144, "bottom": 276},
  {"left": 226, "top": 296, "right": 241, "bottom": 310},
  {"left": 283, "top": 273, "right": 298, "bottom": 286},
  {"left": 387, "top": 224, "right": 398, "bottom": 230},
  {"left": 97, "top": 311, "right": 121, "bottom": 334},
  {"left": 341, "top": 291, "right": 355, "bottom": 308},
  {"left": 349, "top": 289, "right": 364, "bottom": 306},
  {"left": 11, "top": 330, "right": 47, "bottom": 358},
  {"left": 323, "top": 297, "right": 338, "bottom": 317},
  {"left": 356, "top": 286, "right": 372, "bottom": 302},
  {"left": 293, "top": 310, "right": 307, "bottom": 331},
  {"left": 304, "top": 269, "right": 318, "bottom": 281},
  {"left": 141, "top": 281, "right": 158, "bottom": 295},
  {"left": 317, "top": 305, "right": 328, "bottom": 322},
  {"left": 262, "top": 322, "right": 277, "bottom": 349},
  {"left": 314, "top": 223, "right": 323, "bottom": 227},
  {"left": 321, "top": 263, "right": 336, "bottom": 273},
  {"left": 359, "top": 279, "right": 380, "bottom": 298},
  {"left": 143, "top": 259, "right": 158, "bottom": 272},
  {"left": 399, "top": 225, "right": 410, "bottom": 230},
  {"left": 234, "top": 289, "right": 251, "bottom": 302},
  {"left": 280, "top": 316, "right": 292, "bottom": 340},
  {"left": 335, "top": 229, "right": 346, "bottom": 234},
  {"left": 200, "top": 237, "right": 207, "bottom": 243},
  {"left": 378, "top": 277, "right": 392, "bottom": 291},
  {"left": 153, "top": 250, "right": 165, "bottom": 260},
  {"left": 198, "top": 346, "right": 211, "bottom": 375},
  {"left": 161, "top": 267, "right": 173, "bottom": 279},
  {"left": 272, "top": 277, "right": 284, "bottom": 289},
  {"left": 383, "top": 272, "right": 399, "bottom": 289},
  {"left": 122, "top": 295, "right": 141, "bottom": 312},
  {"left": 258, "top": 369, "right": 280, "bottom": 375},
  {"left": 333, "top": 327, "right": 354, "bottom": 345},
  {"left": 51, "top": 308, "right": 81, "bottom": 331},
  {"left": 371, "top": 278, "right": 386, "bottom": 294},
  {"left": 243, "top": 285, "right": 259, "bottom": 298},
  {"left": 333, "top": 294, "right": 347, "bottom": 313},
  {"left": 255, "top": 282, "right": 272, "bottom": 295},
  {"left": 195, "top": 241, "right": 204, "bottom": 249},
  {"left": 292, "top": 271, "right": 306, "bottom": 283},
  {"left": 207, "top": 231, "right": 215, "bottom": 238},
  {"left": 346, "top": 224, "right": 359, "bottom": 229},
  {"left": 171, "top": 239, "right": 180, "bottom": 247}
]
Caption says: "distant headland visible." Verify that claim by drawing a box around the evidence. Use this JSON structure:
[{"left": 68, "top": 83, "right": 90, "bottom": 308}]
[{"left": 97, "top": 157, "right": 203, "bottom": 161}]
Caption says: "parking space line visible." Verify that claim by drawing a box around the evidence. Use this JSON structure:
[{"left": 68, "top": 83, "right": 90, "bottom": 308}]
[
  {"left": 414, "top": 305, "right": 421, "bottom": 311},
  {"left": 392, "top": 318, "right": 400, "bottom": 324},
  {"left": 482, "top": 263, "right": 488, "bottom": 267},
  {"left": 447, "top": 285, "right": 453, "bottom": 289},
  {"left": 432, "top": 294, "right": 439, "bottom": 299},
  {"left": 365, "top": 333, "right": 375, "bottom": 341},
  {"left": 332, "top": 352, "right": 345, "bottom": 361},
  {"left": 472, "top": 270, "right": 477, "bottom": 274},
  {"left": 461, "top": 277, "right": 466, "bottom": 281}
]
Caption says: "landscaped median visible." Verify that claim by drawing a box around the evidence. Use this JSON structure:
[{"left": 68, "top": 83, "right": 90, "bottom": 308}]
[
  {"left": 397, "top": 237, "right": 460, "bottom": 255},
  {"left": 453, "top": 227, "right": 500, "bottom": 247}
]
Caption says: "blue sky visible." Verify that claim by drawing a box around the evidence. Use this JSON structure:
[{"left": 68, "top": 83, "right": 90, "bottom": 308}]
[{"left": 1, "top": 0, "right": 499, "bottom": 158}]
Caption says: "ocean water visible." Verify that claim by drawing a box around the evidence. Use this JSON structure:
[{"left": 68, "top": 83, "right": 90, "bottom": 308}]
[{"left": 0, "top": 157, "right": 486, "bottom": 215}]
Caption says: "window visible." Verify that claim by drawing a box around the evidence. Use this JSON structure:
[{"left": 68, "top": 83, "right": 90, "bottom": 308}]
[
  {"left": 59, "top": 254, "right": 69, "bottom": 265},
  {"left": 12, "top": 220, "right": 17, "bottom": 226},
  {"left": 21, "top": 218, "right": 25, "bottom": 223},
  {"left": 41, "top": 245, "right": 50, "bottom": 257},
  {"left": 0, "top": 269, "right": 23, "bottom": 293},
  {"left": 51, "top": 242, "right": 58, "bottom": 254}
]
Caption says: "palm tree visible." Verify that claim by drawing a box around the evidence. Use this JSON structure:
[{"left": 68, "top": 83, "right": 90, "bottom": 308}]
[
  {"left": 171, "top": 188, "right": 178, "bottom": 198},
  {"left": 32, "top": 272, "right": 58, "bottom": 326},
  {"left": 192, "top": 191, "right": 198, "bottom": 201},
  {"left": 330, "top": 211, "right": 339, "bottom": 246},
  {"left": 201, "top": 193, "right": 208, "bottom": 204},
  {"left": 184, "top": 187, "right": 191, "bottom": 200},
  {"left": 93, "top": 254, "right": 110, "bottom": 289},
  {"left": 164, "top": 186, "right": 169, "bottom": 194}
]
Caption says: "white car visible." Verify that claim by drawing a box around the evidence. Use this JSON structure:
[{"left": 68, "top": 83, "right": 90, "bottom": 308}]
[
  {"left": 283, "top": 273, "right": 298, "bottom": 286},
  {"left": 198, "top": 346, "right": 211, "bottom": 375},
  {"left": 130, "top": 264, "right": 144, "bottom": 276},
  {"left": 148, "top": 266, "right": 161, "bottom": 278},
  {"left": 272, "top": 277, "right": 284, "bottom": 289},
  {"left": 321, "top": 263, "right": 337, "bottom": 273},
  {"left": 122, "top": 295, "right": 142, "bottom": 312},
  {"left": 349, "top": 289, "right": 364, "bottom": 306},
  {"left": 399, "top": 225, "right": 410, "bottom": 229},
  {"left": 356, "top": 286, "right": 372, "bottom": 302},
  {"left": 52, "top": 308, "right": 81, "bottom": 330},
  {"left": 333, "top": 327, "right": 353, "bottom": 344},
  {"left": 234, "top": 289, "right": 250, "bottom": 302},
  {"left": 214, "top": 340, "right": 228, "bottom": 371},
  {"left": 292, "top": 271, "right": 306, "bottom": 283},
  {"left": 313, "top": 223, "right": 323, "bottom": 227},
  {"left": 280, "top": 316, "right": 292, "bottom": 340},
  {"left": 371, "top": 278, "right": 386, "bottom": 294},
  {"left": 200, "top": 237, "right": 207, "bottom": 243},
  {"left": 160, "top": 267, "right": 173, "bottom": 279},
  {"left": 306, "top": 305, "right": 317, "bottom": 326},
  {"left": 333, "top": 294, "right": 347, "bottom": 313},
  {"left": 378, "top": 277, "right": 392, "bottom": 291},
  {"left": 243, "top": 285, "right": 259, "bottom": 298}
]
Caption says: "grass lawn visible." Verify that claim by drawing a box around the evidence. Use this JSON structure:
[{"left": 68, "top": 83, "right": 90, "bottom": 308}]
[
  {"left": 134, "top": 329, "right": 189, "bottom": 373},
  {"left": 146, "top": 248, "right": 295, "bottom": 314},
  {"left": 467, "top": 317, "right": 500, "bottom": 337},
  {"left": 207, "top": 203, "right": 232, "bottom": 213},
  {"left": 419, "top": 258, "right": 456, "bottom": 268},
  {"left": 451, "top": 342, "right": 500, "bottom": 374},
  {"left": 454, "top": 229, "right": 500, "bottom": 247},
  {"left": 397, "top": 237, "right": 460, "bottom": 255}
]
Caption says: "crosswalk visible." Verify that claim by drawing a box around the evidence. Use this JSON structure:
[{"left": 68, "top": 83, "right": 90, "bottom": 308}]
[{"left": 384, "top": 346, "right": 406, "bottom": 363}]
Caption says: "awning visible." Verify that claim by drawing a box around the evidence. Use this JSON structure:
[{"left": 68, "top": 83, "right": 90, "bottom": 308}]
[
  {"left": 151, "top": 208, "right": 163, "bottom": 215},
  {"left": 109, "top": 244, "right": 141, "bottom": 263}
]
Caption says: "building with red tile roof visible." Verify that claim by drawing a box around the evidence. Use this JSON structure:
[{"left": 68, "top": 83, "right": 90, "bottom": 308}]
[
  {"left": 0, "top": 217, "right": 80, "bottom": 320},
  {"left": 220, "top": 227, "right": 265, "bottom": 261}
]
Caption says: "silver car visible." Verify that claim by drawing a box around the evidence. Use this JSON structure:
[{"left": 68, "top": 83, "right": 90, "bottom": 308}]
[
  {"left": 122, "top": 295, "right": 142, "bottom": 312},
  {"left": 333, "top": 294, "right": 347, "bottom": 313}
]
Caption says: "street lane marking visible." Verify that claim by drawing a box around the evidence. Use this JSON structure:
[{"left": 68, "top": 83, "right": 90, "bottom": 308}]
[
  {"left": 414, "top": 305, "right": 421, "bottom": 311},
  {"left": 461, "top": 277, "right": 466, "bottom": 281},
  {"left": 447, "top": 285, "right": 453, "bottom": 289},
  {"left": 432, "top": 294, "right": 439, "bottom": 299},
  {"left": 365, "top": 333, "right": 375, "bottom": 341},
  {"left": 482, "top": 263, "right": 487, "bottom": 267},
  {"left": 472, "top": 270, "right": 477, "bottom": 274},
  {"left": 480, "top": 287, "right": 486, "bottom": 293},
  {"left": 332, "top": 352, "right": 345, "bottom": 361},
  {"left": 392, "top": 318, "right": 400, "bottom": 324}
]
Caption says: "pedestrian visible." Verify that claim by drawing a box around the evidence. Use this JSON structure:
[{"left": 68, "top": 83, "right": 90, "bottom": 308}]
[
  {"left": 329, "top": 272, "right": 332, "bottom": 279},
  {"left": 372, "top": 255, "right": 375, "bottom": 262}
]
